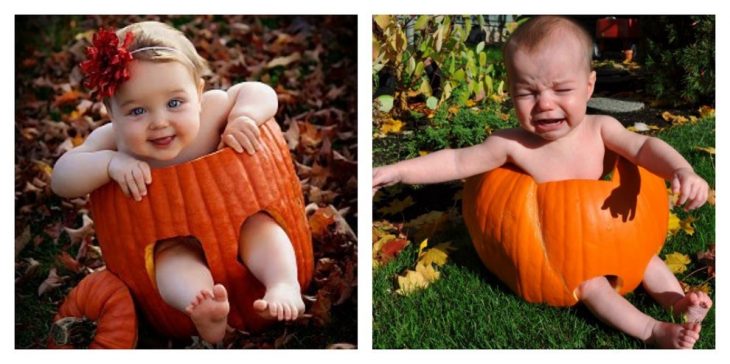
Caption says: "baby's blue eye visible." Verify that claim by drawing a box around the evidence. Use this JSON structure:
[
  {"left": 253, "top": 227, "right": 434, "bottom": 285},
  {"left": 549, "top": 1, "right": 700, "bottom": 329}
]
[
  {"left": 168, "top": 99, "right": 182, "bottom": 108},
  {"left": 130, "top": 107, "right": 145, "bottom": 116}
]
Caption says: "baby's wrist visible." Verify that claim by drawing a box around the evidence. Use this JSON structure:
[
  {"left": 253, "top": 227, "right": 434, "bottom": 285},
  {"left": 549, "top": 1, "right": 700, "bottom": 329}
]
[
  {"left": 229, "top": 114, "right": 257, "bottom": 125},
  {"left": 672, "top": 166, "right": 695, "bottom": 176}
]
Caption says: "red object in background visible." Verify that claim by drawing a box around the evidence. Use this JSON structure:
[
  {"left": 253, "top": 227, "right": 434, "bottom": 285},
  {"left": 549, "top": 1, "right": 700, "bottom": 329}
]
[{"left": 596, "top": 18, "right": 640, "bottom": 39}]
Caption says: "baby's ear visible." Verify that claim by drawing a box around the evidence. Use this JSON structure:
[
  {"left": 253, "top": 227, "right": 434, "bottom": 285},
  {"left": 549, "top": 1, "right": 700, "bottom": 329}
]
[
  {"left": 586, "top": 70, "right": 597, "bottom": 97},
  {"left": 197, "top": 78, "right": 205, "bottom": 95}
]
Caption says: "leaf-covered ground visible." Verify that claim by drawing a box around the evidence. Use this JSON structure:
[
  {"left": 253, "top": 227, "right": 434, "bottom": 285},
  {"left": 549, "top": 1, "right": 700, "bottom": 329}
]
[{"left": 15, "top": 15, "right": 357, "bottom": 349}]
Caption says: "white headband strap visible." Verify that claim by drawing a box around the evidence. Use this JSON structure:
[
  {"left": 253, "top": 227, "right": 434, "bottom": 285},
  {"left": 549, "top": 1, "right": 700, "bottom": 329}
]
[{"left": 130, "top": 46, "right": 178, "bottom": 55}]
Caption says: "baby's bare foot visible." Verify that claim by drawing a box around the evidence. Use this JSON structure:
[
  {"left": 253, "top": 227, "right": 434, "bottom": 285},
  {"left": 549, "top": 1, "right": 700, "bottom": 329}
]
[
  {"left": 253, "top": 283, "right": 304, "bottom": 321},
  {"left": 185, "top": 284, "right": 230, "bottom": 343},
  {"left": 673, "top": 291, "right": 712, "bottom": 323},
  {"left": 647, "top": 321, "right": 701, "bottom": 349}
]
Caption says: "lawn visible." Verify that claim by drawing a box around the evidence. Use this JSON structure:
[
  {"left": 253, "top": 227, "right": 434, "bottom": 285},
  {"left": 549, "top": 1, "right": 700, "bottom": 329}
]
[{"left": 372, "top": 115, "right": 716, "bottom": 349}]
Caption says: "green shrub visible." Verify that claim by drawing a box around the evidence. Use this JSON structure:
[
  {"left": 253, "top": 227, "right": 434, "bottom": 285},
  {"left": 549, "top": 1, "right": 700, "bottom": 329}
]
[
  {"left": 414, "top": 103, "right": 518, "bottom": 152},
  {"left": 642, "top": 15, "right": 715, "bottom": 106}
]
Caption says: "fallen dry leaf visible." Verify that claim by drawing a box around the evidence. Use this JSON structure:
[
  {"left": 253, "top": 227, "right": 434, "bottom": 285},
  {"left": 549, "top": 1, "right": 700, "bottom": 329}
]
[
  {"left": 664, "top": 252, "right": 691, "bottom": 274},
  {"left": 38, "top": 268, "right": 66, "bottom": 296}
]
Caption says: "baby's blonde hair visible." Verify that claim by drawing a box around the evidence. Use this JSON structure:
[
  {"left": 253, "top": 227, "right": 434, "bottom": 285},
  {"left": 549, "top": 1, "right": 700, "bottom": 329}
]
[
  {"left": 504, "top": 16, "right": 593, "bottom": 75},
  {"left": 104, "top": 21, "right": 210, "bottom": 109}
]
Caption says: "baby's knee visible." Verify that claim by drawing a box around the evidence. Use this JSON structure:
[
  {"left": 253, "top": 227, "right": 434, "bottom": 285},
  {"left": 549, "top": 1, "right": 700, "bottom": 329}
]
[
  {"left": 244, "top": 212, "right": 275, "bottom": 226},
  {"left": 577, "top": 276, "right": 612, "bottom": 300}
]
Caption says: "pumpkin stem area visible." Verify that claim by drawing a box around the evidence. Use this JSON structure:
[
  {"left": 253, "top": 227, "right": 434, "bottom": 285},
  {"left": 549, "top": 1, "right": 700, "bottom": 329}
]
[{"left": 50, "top": 316, "right": 97, "bottom": 348}]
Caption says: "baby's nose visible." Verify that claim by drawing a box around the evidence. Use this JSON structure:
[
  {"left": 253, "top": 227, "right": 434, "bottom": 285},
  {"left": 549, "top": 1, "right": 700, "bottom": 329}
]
[{"left": 535, "top": 93, "right": 555, "bottom": 110}]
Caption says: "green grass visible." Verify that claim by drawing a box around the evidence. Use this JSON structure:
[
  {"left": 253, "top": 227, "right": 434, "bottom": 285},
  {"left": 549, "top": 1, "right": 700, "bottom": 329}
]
[{"left": 373, "top": 117, "right": 716, "bottom": 349}]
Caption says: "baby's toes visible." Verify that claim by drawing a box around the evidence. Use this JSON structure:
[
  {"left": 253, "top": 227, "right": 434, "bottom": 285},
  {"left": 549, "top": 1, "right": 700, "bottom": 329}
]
[{"left": 283, "top": 304, "right": 292, "bottom": 321}]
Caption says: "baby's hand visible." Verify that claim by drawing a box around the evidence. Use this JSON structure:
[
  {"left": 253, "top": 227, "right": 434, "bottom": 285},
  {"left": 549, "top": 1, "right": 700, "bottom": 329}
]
[
  {"left": 671, "top": 168, "right": 709, "bottom": 211},
  {"left": 373, "top": 165, "right": 401, "bottom": 195},
  {"left": 108, "top": 153, "right": 152, "bottom": 201},
  {"left": 218, "top": 115, "right": 262, "bottom": 155}
]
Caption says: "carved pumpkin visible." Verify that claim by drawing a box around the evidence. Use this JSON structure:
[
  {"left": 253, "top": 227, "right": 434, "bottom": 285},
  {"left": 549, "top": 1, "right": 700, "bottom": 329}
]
[
  {"left": 463, "top": 157, "right": 669, "bottom": 306},
  {"left": 48, "top": 270, "right": 137, "bottom": 349},
  {"left": 89, "top": 119, "right": 314, "bottom": 339}
]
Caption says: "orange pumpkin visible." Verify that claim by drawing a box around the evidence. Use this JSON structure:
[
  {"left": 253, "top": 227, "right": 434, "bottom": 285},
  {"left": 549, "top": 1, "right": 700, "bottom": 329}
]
[
  {"left": 463, "top": 157, "right": 669, "bottom": 306},
  {"left": 89, "top": 119, "right": 313, "bottom": 338},
  {"left": 48, "top": 270, "right": 137, "bottom": 349}
]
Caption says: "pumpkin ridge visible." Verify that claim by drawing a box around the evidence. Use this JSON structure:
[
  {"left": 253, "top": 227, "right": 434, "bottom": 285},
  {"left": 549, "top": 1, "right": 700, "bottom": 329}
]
[
  {"left": 193, "top": 156, "right": 230, "bottom": 290},
  {"left": 534, "top": 182, "right": 574, "bottom": 303}
]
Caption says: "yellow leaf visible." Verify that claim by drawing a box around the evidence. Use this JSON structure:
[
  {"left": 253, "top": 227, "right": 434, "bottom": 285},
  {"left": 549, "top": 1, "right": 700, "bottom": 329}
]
[
  {"left": 379, "top": 118, "right": 404, "bottom": 135},
  {"left": 698, "top": 105, "right": 715, "bottom": 118},
  {"left": 418, "top": 150, "right": 430, "bottom": 156},
  {"left": 418, "top": 242, "right": 454, "bottom": 267},
  {"left": 377, "top": 196, "right": 414, "bottom": 215},
  {"left": 693, "top": 146, "right": 715, "bottom": 155},
  {"left": 680, "top": 216, "right": 696, "bottom": 236},
  {"left": 661, "top": 111, "right": 689, "bottom": 124},
  {"left": 668, "top": 212, "right": 681, "bottom": 236},
  {"left": 464, "top": 99, "right": 476, "bottom": 107},
  {"left": 691, "top": 282, "right": 712, "bottom": 295},
  {"left": 667, "top": 188, "right": 680, "bottom": 209},
  {"left": 417, "top": 238, "right": 429, "bottom": 256},
  {"left": 447, "top": 106, "right": 459, "bottom": 114},
  {"left": 415, "top": 262, "right": 440, "bottom": 282},
  {"left": 395, "top": 263, "right": 440, "bottom": 295},
  {"left": 33, "top": 160, "right": 53, "bottom": 178},
  {"left": 664, "top": 252, "right": 691, "bottom": 274}
]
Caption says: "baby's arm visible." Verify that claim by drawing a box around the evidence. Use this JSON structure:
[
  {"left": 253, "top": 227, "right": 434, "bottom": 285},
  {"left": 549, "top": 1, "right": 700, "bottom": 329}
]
[
  {"left": 373, "top": 134, "right": 510, "bottom": 193},
  {"left": 600, "top": 116, "right": 708, "bottom": 210},
  {"left": 217, "top": 82, "right": 279, "bottom": 154},
  {"left": 51, "top": 124, "right": 151, "bottom": 201}
]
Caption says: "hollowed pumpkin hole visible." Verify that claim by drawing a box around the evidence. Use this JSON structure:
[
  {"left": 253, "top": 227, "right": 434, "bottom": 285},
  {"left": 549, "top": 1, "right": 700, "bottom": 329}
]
[
  {"left": 235, "top": 210, "right": 294, "bottom": 267},
  {"left": 145, "top": 235, "right": 207, "bottom": 290}
]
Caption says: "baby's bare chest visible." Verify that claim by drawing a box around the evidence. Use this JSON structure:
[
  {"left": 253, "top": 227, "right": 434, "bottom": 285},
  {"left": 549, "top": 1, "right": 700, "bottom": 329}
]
[{"left": 511, "top": 137, "right": 608, "bottom": 183}]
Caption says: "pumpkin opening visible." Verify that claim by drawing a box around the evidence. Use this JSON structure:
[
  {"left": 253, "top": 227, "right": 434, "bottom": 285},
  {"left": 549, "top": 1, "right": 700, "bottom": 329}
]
[
  {"left": 235, "top": 210, "right": 295, "bottom": 268},
  {"left": 146, "top": 235, "right": 207, "bottom": 292}
]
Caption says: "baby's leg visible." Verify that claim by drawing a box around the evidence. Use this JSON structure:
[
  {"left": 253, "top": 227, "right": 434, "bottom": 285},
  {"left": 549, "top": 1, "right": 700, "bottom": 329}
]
[
  {"left": 239, "top": 213, "right": 304, "bottom": 321},
  {"left": 578, "top": 276, "right": 700, "bottom": 348},
  {"left": 642, "top": 255, "right": 712, "bottom": 323},
  {"left": 155, "top": 238, "right": 229, "bottom": 343}
]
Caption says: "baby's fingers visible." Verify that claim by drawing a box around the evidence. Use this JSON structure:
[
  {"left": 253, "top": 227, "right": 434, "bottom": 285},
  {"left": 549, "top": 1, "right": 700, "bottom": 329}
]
[
  {"left": 223, "top": 133, "right": 244, "bottom": 153},
  {"left": 234, "top": 131, "right": 256, "bottom": 155},
  {"left": 140, "top": 161, "right": 152, "bottom": 185},
  {"left": 125, "top": 173, "right": 143, "bottom": 201},
  {"left": 671, "top": 174, "right": 681, "bottom": 195},
  {"left": 244, "top": 122, "right": 263, "bottom": 151}
]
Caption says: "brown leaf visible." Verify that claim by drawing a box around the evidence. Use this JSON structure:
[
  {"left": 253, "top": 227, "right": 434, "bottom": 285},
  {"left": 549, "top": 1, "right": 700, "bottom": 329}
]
[
  {"left": 308, "top": 206, "right": 336, "bottom": 239},
  {"left": 266, "top": 52, "right": 302, "bottom": 68},
  {"left": 309, "top": 288, "right": 332, "bottom": 326},
  {"left": 15, "top": 226, "right": 31, "bottom": 258},
  {"left": 282, "top": 118, "right": 300, "bottom": 150},
  {"left": 38, "top": 268, "right": 66, "bottom": 296},
  {"left": 58, "top": 251, "right": 82, "bottom": 273},
  {"left": 64, "top": 213, "right": 94, "bottom": 245},
  {"left": 53, "top": 90, "right": 82, "bottom": 107},
  {"left": 327, "top": 343, "right": 356, "bottom": 349}
]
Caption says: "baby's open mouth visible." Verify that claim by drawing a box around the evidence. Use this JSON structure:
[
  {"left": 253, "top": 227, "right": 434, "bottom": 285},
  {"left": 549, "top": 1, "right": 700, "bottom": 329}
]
[
  {"left": 535, "top": 118, "right": 564, "bottom": 125},
  {"left": 149, "top": 135, "right": 175, "bottom": 146}
]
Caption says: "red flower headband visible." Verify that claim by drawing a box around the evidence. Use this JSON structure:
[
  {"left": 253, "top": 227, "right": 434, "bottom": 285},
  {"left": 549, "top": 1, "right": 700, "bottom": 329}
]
[{"left": 80, "top": 28, "right": 134, "bottom": 99}]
